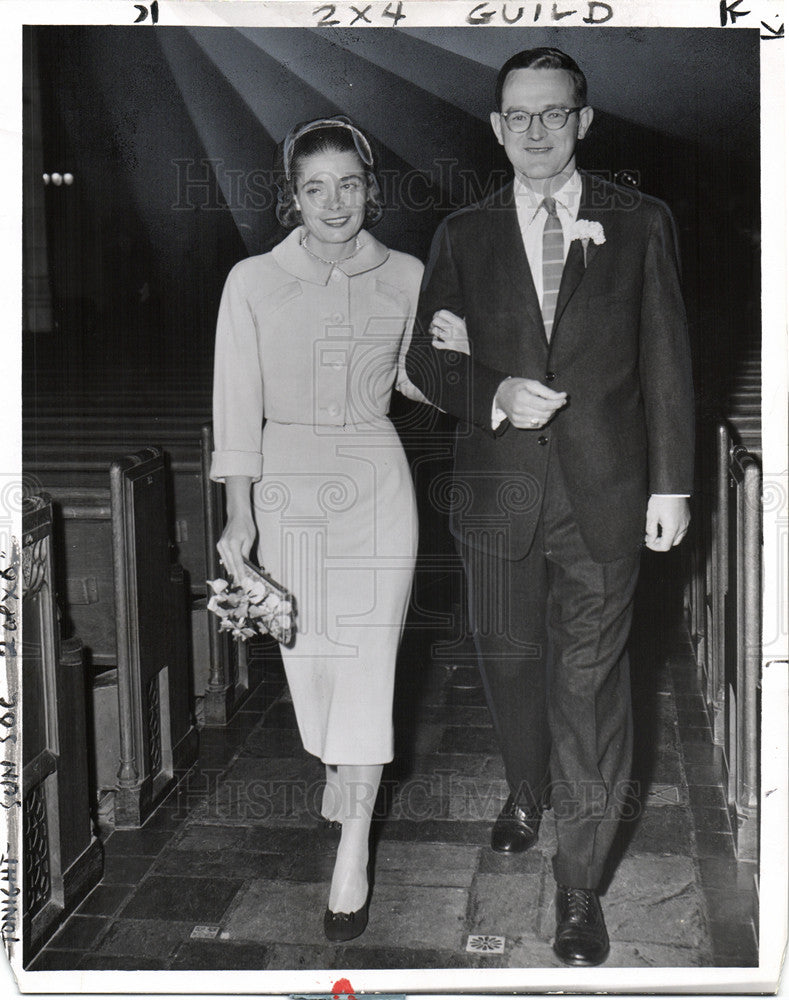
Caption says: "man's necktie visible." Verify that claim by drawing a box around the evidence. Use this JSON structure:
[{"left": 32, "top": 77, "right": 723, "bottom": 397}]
[{"left": 541, "top": 197, "right": 564, "bottom": 341}]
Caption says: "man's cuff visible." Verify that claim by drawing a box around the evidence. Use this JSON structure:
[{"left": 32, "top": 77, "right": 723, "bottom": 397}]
[
  {"left": 651, "top": 493, "right": 691, "bottom": 499},
  {"left": 491, "top": 402, "right": 507, "bottom": 430},
  {"left": 491, "top": 377, "right": 512, "bottom": 430}
]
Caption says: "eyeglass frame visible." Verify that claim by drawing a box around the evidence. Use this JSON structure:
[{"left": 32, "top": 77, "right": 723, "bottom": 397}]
[
  {"left": 498, "top": 106, "right": 584, "bottom": 133},
  {"left": 282, "top": 116, "right": 374, "bottom": 181}
]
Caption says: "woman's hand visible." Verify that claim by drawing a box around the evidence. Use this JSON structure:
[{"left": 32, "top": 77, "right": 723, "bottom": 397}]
[
  {"left": 430, "top": 310, "right": 470, "bottom": 355},
  {"left": 217, "top": 476, "right": 256, "bottom": 582},
  {"left": 217, "top": 512, "right": 256, "bottom": 584}
]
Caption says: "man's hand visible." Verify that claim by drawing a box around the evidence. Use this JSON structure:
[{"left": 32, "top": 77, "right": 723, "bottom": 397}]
[
  {"left": 644, "top": 495, "right": 690, "bottom": 551},
  {"left": 494, "top": 377, "right": 567, "bottom": 429},
  {"left": 430, "top": 309, "right": 470, "bottom": 355}
]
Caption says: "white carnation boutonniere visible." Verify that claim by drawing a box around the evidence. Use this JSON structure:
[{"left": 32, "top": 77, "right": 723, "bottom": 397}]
[{"left": 570, "top": 219, "right": 606, "bottom": 266}]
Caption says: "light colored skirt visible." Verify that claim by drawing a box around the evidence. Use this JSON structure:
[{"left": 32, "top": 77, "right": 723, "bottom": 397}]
[{"left": 253, "top": 417, "right": 417, "bottom": 764}]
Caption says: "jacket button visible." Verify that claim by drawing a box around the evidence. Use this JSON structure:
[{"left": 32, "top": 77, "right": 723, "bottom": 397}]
[
  {"left": 538, "top": 435, "right": 548, "bottom": 446},
  {"left": 545, "top": 371, "right": 556, "bottom": 382}
]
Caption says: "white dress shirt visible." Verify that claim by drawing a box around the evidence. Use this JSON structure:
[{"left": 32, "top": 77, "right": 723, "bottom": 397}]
[{"left": 513, "top": 170, "right": 582, "bottom": 306}]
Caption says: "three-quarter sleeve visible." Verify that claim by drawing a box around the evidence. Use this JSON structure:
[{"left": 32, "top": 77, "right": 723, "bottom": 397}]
[{"left": 210, "top": 262, "right": 265, "bottom": 483}]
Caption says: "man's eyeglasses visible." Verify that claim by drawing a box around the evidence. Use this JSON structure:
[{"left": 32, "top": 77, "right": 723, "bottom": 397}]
[{"left": 499, "top": 107, "right": 582, "bottom": 133}]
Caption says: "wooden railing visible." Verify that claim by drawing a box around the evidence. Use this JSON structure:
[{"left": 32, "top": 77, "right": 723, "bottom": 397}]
[
  {"left": 688, "top": 419, "right": 761, "bottom": 861},
  {"left": 22, "top": 495, "right": 103, "bottom": 959},
  {"left": 196, "top": 424, "right": 262, "bottom": 725},
  {"left": 47, "top": 448, "right": 198, "bottom": 827}
]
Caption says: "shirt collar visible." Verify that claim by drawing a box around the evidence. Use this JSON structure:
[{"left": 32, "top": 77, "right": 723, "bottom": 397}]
[
  {"left": 271, "top": 226, "right": 390, "bottom": 284},
  {"left": 514, "top": 170, "right": 582, "bottom": 224}
]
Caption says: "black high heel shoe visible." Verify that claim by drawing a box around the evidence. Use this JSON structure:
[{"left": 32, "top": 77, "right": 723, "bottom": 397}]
[{"left": 323, "top": 897, "right": 369, "bottom": 942}]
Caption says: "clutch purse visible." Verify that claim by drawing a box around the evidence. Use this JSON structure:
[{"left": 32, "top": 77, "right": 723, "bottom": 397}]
[{"left": 206, "top": 557, "right": 297, "bottom": 646}]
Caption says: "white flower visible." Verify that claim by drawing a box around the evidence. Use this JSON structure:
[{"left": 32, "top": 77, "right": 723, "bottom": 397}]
[
  {"left": 570, "top": 219, "right": 605, "bottom": 245},
  {"left": 207, "top": 577, "right": 229, "bottom": 594}
]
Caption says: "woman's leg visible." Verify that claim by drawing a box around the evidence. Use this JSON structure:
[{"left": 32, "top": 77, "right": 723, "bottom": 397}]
[
  {"left": 321, "top": 764, "right": 341, "bottom": 822},
  {"left": 328, "top": 763, "right": 383, "bottom": 913}
]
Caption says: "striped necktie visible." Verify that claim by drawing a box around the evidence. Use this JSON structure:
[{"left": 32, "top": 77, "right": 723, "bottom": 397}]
[{"left": 541, "top": 196, "right": 564, "bottom": 341}]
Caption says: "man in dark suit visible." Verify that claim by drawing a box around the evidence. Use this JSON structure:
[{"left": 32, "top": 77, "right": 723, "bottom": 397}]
[{"left": 405, "top": 48, "right": 694, "bottom": 966}]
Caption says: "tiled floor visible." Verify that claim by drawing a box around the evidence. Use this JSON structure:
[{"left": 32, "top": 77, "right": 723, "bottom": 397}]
[{"left": 27, "top": 561, "right": 759, "bottom": 973}]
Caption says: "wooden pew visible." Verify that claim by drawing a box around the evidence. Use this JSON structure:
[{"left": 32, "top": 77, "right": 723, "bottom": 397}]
[
  {"left": 48, "top": 447, "right": 198, "bottom": 827},
  {"left": 22, "top": 495, "right": 103, "bottom": 959},
  {"left": 196, "top": 424, "right": 264, "bottom": 725}
]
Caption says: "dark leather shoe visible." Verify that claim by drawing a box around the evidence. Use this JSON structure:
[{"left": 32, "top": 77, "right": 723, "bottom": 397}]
[
  {"left": 323, "top": 899, "right": 369, "bottom": 942},
  {"left": 490, "top": 794, "right": 541, "bottom": 853},
  {"left": 552, "top": 885, "right": 610, "bottom": 966}
]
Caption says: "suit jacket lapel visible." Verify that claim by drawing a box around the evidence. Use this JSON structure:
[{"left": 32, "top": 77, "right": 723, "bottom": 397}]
[
  {"left": 491, "top": 185, "right": 544, "bottom": 339},
  {"left": 552, "top": 172, "right": 607, "bottom": 335}
]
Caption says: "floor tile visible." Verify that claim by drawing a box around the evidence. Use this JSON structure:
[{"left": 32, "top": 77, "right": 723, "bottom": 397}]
[
  {"left": 477, "top": 847, "right": 545, "bottom": 876},
  {"left": 676, "top": 709, "right": 712, "bottom": 728},
  {"left": 605, "top": 940, "right": 710, "bottom": 967},
  {"left": 704, "top": 887, "right": 758, "bottom": 925},
  {"left": 438, "top": 726, "right": 499, "bottom": 755},
  {"left": 45, "top": 915, "right": 110, "bottom": 951},
  {"left": 684, "top": 762, "right": 724, "bottom": 785},
  {"left": 173, "top": 823, "right": 250, "bottom": 851},
  {"left": 239, "top": 726, "right": 306, "bottom": 758},
  {"left": 388, "top": 772, "right": 506, "bottom": 824},
  {"left": 709, "top": 920, "right": 758, "bottom": 966},
  {"left": 263, "top": 942, "right": 334, "bottom": 970},
  {"left": 697, "top": 857, "right": 758, "bottom": 894},
  {"left": 374, "top": 818, "right": 489, "bottom": 845},
  {"left": 374, "top": 842, "right": 481, "bottom": 888},
  {"left": 467, "top": 872, "right": 543, "bottom": 938},
  {"left": 694, "top": 831, "right": 736, "bottom": 859},
  {"left": 94, "top": 919, "right": 195, "bottom": 958},
  {"left": 602, "top": 856, "right": 710, "bottom": 950},
  {"left": 78, "top": 953, "right": 169, "bottom": 970},
  {"left": 101, "top": 853, "right": 157, "bottom": 885},
  {"left": 152, "top": 846, "right": 289, "bottom": 880},
  {"left": 688, "top": 785, "right": 728, "bottom": 810},
  {"left": 690, "top": 803, "right": 732, "bottom": 834},
  {"left": 681, "top": 742, "right": 725, "bottom": 766},
  {"left": 355, "top": 883, "right": 470, "bottom": 951},
  {"left": 76, "top": 883, "right": 134, "bottom": 917},
  {"left": 169, "top": 939, "right": 273, "bottom": 970},
  {"left": 103, "top": 828, "right": 176, "bottom": 856},
  {"left": 243, "top": 823, "right": 341, "bottom": 855},
  {"left": 323, "top": 943, "right": 477, "bottom": 969},
  {"left": 26, "top": 948, "right": 86, "bottom": 971},
  {"left": 118, "top": 875, "right": 244, "bottom": 922},
  {"left": 622, "top": 804, "right": 694, "bottom": 856},
  {"left": 222, "top": 880, "right": 336, "bottom": 945}
]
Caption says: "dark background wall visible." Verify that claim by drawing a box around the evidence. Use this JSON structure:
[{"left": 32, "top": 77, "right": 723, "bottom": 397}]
[{"left": 25, "top": 25, "right": 760, "bottom": 411}]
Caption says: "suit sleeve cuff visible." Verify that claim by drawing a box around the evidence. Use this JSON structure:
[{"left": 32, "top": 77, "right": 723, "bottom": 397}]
[{"left": 210, "top": 450, "right": 263, "bottom": 483}]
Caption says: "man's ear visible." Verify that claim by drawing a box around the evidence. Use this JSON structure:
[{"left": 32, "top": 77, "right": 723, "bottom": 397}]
[
  {"left": 577, "top": 106, "right": 594, "bottom": 141},
  {"left": 490, "top": 111, "right": 505, "bottom": 146}
]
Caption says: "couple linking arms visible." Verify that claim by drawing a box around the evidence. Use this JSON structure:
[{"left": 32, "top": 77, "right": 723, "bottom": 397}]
[{"left": 210, "top": 46, "right": 693, "bottom": 966}]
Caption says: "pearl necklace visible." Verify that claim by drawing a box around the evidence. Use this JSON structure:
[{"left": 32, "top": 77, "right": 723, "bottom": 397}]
[{"left": 300, "top": 232, "right": 361, "bottom": 266}]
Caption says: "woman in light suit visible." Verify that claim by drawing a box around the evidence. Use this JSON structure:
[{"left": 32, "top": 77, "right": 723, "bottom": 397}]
[{"left": 211, "top": 117, "right": 436, "bottom": 941}]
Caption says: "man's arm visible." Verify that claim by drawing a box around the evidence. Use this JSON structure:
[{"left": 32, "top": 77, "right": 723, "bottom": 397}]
[
  {"left": 638, "top": 202, "right": 695, "bottom": 549},
  {"left": 405, "top": 219, "right": 511, "bottom": 433}
]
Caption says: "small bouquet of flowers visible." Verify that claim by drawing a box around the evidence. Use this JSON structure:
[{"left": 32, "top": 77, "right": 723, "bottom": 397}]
[{"left": 206, "top": 559, "right": 296, "bottom": 646}]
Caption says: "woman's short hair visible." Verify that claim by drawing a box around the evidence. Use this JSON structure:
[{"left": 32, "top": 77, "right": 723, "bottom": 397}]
[
  {"left": 275, "top": 118, "right": 384, "bottom": 230},
  {"left": 495, "top": 48, "right": 588, "bottom": 110}
]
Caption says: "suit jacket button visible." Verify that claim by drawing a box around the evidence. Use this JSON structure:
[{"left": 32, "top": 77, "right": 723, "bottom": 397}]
[
  {"left": 545, "top": 371, "right": 556, "bottom": 382},
  {"left": 538, "top": 435, "right": 548, "bottom": 446}
]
